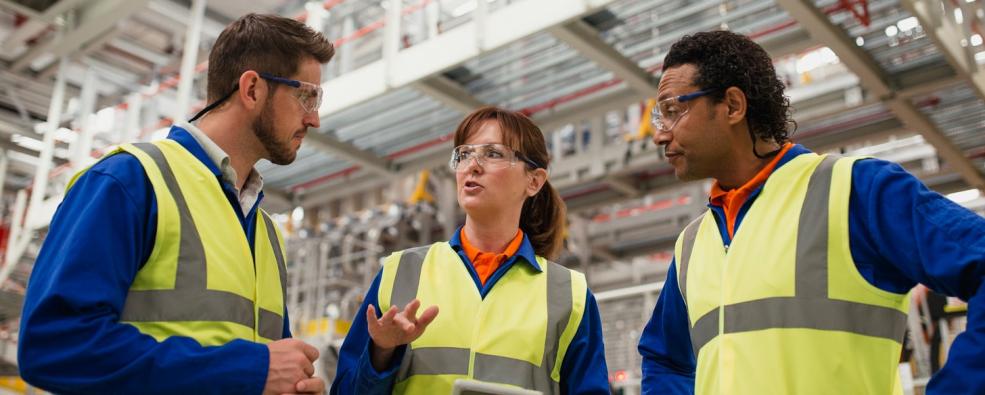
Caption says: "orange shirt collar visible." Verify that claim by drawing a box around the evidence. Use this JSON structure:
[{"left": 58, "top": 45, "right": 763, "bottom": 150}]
[
  {"left": 460, "top": 228, "right": 525, "bottom": 262},
  {"left": 709, "top": 143, "right": 793, "bottom": 238}
]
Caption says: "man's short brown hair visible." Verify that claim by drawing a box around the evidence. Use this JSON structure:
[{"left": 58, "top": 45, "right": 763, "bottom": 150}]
[{"left": 206, "top": 13, "right": 335, "bottom": 103}]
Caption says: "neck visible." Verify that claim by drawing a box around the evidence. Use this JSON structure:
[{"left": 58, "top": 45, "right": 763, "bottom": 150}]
[
  {"left": 197, "top": 111, "right": 261, "bottom": 190},
  {"left": 715, "top": 135, "right": 783, "bottom": 190},
  {"left": 462, "top": 210, "right": 521, "bottom": 253}
]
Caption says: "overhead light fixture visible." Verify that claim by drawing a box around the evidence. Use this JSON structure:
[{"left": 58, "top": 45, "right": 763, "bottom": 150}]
[
  {"left": 885, "top": 25, "right": 898, "bottom": 37},
  {"left": 897, "top": 17, "right": 919, "bottom": 32}
]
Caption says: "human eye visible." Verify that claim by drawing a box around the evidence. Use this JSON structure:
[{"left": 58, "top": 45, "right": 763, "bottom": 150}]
[
  {"left": 661, "top": 103, "right": 681, "bottom": 118},
  {"left": 484, "top": 147, "right": 506, "bottom": 159}
]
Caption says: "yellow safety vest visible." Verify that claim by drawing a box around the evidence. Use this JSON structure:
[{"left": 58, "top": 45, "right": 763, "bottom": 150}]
[
  {"left": 68, "top": 140, "right": 288, "bottom": 346},
  {"left": 378, "top": 243, "right": 587, "bottom": 395},
  {"left": 675, "top": 153, "right": 909, "bottom": 394}
]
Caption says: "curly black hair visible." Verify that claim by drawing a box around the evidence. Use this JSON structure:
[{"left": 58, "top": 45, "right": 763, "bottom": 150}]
[{"left": 663, "top": 30, "right": 794, "bottom": 147}]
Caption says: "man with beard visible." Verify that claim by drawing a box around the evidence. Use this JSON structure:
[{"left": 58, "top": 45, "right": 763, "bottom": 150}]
[{"left": 19, "top": 14, "right": 334, "bottom": 395}]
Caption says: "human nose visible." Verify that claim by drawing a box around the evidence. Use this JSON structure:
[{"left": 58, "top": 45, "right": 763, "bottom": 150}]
[
  {"left": 653, "top": 125, "right": 672, "bottom": 147},
  {"left": 462, "top": 155, "right": 483, "bottom": 173},
  {"left": 303, "top": 109, "right": 320, "bottom": 129}
]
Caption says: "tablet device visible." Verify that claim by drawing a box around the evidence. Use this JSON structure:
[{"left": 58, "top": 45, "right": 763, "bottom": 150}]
[{"left": 451, "top": 379, "right": 543, "bottom": 395}]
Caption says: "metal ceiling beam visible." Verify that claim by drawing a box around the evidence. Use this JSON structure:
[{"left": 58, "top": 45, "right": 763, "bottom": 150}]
[
  {"left": 11, "top": 0, "right": 153, "bottom": 72},
  {"left": 548, "top": 20, "right": 658, "bottom": 97},
  {"left": 0, "top": 0, "right": 86, "bottom": 53},
  {"left": 304, "top": 132, "right": 396, "bottom": 178},
  {"left": 0, "top": 0, "right": 43, "bottom": 19},
  {"left": 901, "top": 0, "right": 985, "bottom": 103},
  {"left": 144, "top": 0, "right": 226, "bottom": 38},
  {"left": 411, "top": 76, "right": 485, "bottom": 114},
  {"left": 107, "top": 37, "right": 172, "bottom": 66},
  {"left": 319, "top": 0, "right": 621, "bottom": 117},
  {"left": 776, "top": 0, "right": 985, "bottom": 192}
]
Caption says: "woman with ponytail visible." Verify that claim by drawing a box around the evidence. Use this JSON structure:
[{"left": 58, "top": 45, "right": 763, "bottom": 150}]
[{"left": 332, "top": 107, "right": 610, "bottom": 394}]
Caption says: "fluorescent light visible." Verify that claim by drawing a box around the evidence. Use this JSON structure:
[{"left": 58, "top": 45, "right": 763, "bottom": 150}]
[
  {"left": 897, "top": 17, "right": 919, "bottom": 32},
  {"left": 955, "top": 8, "right": 963, "bottom": 25},
  {"left": 856, "top": 36, "right": 865, "bottom": 46},
  {"left": 972, "top": 34, "right": 983, "bottom": 47},
  {"left": 885, "top": 25, "right": 899, "bottom": 37}
]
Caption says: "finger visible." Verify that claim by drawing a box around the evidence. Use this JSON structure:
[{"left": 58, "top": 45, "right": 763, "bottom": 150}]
[
  {"left": 403, "top": 299, "right": 422, "bottom": 320},
  {"left": 366, "top": 305, "right": 380, "bottom": 330},
  {"left": 295, "top": 377, "right": 327, "bottom": 393},
  {"left": 302, "top": 359, "right": 315, "bottom": 377},
  {"left": 394, "top": 313, "right": 416, "bottom": 332},
  {"left": 301, "top": 342, "right": 320, "bottom": 362},
  {"left": 380, "top": 305, "right": 398, "bottom": 325},
  {"left": 417, "top": 305, "right": 440, "bottom": 328}
]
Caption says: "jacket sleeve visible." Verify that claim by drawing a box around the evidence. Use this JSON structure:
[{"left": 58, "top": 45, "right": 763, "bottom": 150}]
[
  {"left": 330, "top": 269, "right": 406, "bottom": 395},
  {"left": 639, "top": 259, "right": 696, "bottom": 394},
  {"left": 17, "top": 155, "right": 269, "bottom": 395},
  {"left": 559, "top": 290, "right": 611, "bottom": 394},
  {"left": 847, "top": 159, "right": 985, "bottom": 394}
]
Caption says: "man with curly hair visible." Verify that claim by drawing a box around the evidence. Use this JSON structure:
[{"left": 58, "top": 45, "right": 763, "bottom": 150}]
[{"left": 638, "top": 30, "right": 985, "bottom": 394}]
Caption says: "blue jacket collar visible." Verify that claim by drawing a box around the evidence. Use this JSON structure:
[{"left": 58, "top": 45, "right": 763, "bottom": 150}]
[{"left": 449, "top": 226, "right": 543, "bottom": 272}]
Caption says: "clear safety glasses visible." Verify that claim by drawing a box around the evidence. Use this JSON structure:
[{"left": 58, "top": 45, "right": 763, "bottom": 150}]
[
  {"left": 258, "top": 72, "right": 323, "bottom": 114},
  {"left": 650, "top": 89, "right": 714, "bottom": 132},
  {"left": 448, "top": 143, "right": 543, "bottom": 172}
]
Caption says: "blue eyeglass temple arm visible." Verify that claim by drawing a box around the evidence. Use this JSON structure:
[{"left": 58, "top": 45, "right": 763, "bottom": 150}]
[
  {"left": 258, "top": 72, "right": 301, "bottom": 88},
  {"left": 188, "top": 72, "right": 308, "bottom": 122},
  {"left": 677, "top": 89, "right": 714, "bottom": 102}
]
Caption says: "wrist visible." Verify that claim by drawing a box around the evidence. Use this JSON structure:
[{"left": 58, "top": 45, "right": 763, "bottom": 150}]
[{"left": 369, "top": 341, "right": 398, "bottom": 372}]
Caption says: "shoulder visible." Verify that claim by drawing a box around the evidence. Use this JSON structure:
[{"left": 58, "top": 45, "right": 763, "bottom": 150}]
[
  {"left": 848, "top": 157, "right": 936, "bottom": 202},
  {"left": 81, "top": 151, "right": 149, "bottom": 188}
]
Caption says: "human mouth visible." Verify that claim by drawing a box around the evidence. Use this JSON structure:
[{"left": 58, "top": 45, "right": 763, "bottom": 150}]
[{"left": 463, "top": 180, "right": 484, "bottom": 194}]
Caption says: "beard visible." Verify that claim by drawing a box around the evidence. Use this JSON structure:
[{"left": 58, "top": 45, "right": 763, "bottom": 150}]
[{"left": 253, "top": 103, "right": 300, "bottom": 165}]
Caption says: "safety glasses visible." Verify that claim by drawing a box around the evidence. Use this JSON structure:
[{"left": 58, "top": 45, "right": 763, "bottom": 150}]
[
  {"left": 259, "top": 72, "right": 323, "bottom": 114},
  {"left": 650, "top": 89, "right": 715, "bottom": 132},
  {"left": 448, "top": 143, "right": 543, "bottom": 172}
]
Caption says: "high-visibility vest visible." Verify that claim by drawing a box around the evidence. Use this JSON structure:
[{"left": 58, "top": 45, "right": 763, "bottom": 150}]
[
  {"left": 68, "top": 140, "right": 288, "bottom": 346},
  {"left": 378, "top": 243, "right": 587, "bottom": 395},
  {"left": 675, "top": 153, "right": 909, "bottom": 394}
]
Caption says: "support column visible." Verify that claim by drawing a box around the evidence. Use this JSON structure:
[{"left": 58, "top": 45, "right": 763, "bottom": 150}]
[
  {"left": 27, "top": 56, "right": 68, "bottom": 228},
  {"left": 174, "top": 0, "right": 207, "bottom": 121},
  {"left": 124, "top": 92, "right": 144, "bottom": 142},
  {"left": 72, "top": 66, "right": 99, "bottom": 173},
  {"left": 383, "top": 0, "right": 402, "bottom": 87}
]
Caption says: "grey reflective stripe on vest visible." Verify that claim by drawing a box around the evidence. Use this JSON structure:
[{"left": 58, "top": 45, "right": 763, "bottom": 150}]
[
  {"left": 677, "top": 216, "right": 703, "bottom": 307},
  {"left": 120, "top": 143, "right": 286, "bottom": 340},
  {"left": 390, "top": 246, "right": 431, "bottom": 309},
  {"left": 391, "top": 248, "right": 571, "bottom": 394},
  {"left": 795, "top": 155, "right": 835, "bottom": 298},
  {"left": 259, "top": 212, "right": 289, "bottom": 340},
  {"left": 474, "top": 353, "right": 549, "bottom": 391},
  {"left": 397, "top": 347, "right": 471, "bottom": 378},
  {"left": 680, "top": 155, "right": 908, "bottom": 355}
]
